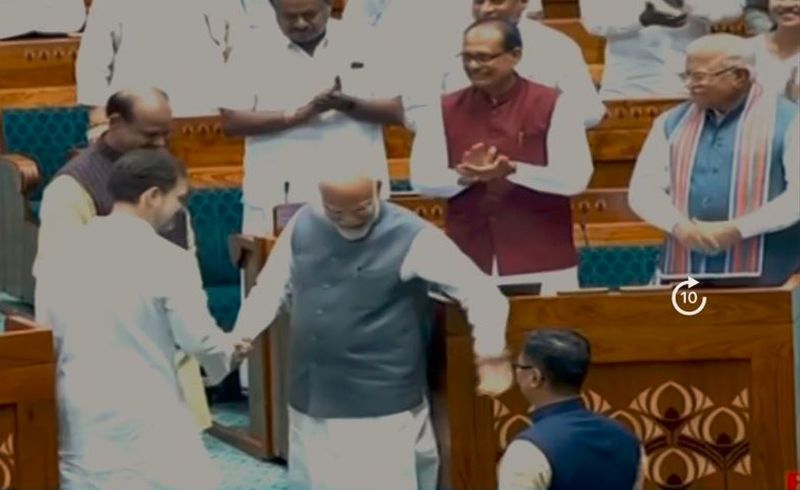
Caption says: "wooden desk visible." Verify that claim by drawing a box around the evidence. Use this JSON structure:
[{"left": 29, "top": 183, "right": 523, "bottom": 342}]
[
  {"left": 225, "top": 233, "right": 798, "bottom": 489},
  {"left": 436, "top": 278, "right": 800, "bottom": 489},
  {"left": 0, "top": 315, "right": 58, "bottom": 490}
]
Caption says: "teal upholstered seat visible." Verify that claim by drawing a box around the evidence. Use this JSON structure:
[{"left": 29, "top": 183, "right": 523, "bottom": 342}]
[
  {"left": 579, "top": 246, "right": 661, "bottom": 289},
  {"left": 1, "top": 106, "right": 90, "bottom": 202},
  {"left": 187, "top": 187, "right": 243, "bottom": 331}
]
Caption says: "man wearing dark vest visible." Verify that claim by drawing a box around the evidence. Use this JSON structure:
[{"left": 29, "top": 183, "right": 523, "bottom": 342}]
[
  {"left": 234, "top": 165, "right": 512, "bottom": 490},
  {"left": 499, "top": 329, "right": 644, "bottom": 490},
  {"left": 33, "top": 87, "right": 212, "bottom": 430},
  {"left": 418, "top": 19, "right": 593, "bottom": 295}
]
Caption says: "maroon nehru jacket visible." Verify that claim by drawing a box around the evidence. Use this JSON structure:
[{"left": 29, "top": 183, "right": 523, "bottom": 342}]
[{"left": 441, "top": 75, "right": 578, "bottom": 276}]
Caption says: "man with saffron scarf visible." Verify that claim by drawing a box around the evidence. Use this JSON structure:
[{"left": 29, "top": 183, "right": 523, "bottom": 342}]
[{"left": 629, "top": 33, "right": 800, "bottom": 286}]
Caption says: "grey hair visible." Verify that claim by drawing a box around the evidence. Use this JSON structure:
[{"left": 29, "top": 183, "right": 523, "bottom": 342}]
[{"left": 686, "top": 34, "right": 756, "bottom": 78}]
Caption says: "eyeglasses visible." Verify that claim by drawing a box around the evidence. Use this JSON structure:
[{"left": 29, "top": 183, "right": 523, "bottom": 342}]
[
  {"left": 458, "top": 51, "right": 509, "bottom": 64},
  {"left": 679, "top": 66, "right": 738, "bottom": 85},
  {"left": 511, "top": 362, "right": 534, "bottom": 371}
]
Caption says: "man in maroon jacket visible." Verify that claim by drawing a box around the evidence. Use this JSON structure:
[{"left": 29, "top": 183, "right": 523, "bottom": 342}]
[{"left": 417, "top": 18, "right": 593, "bottom": 295}]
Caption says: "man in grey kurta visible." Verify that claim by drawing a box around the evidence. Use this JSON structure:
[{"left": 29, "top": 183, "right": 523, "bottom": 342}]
[{"left": 234, "top": 171, "right": 511, "bottom": 490}]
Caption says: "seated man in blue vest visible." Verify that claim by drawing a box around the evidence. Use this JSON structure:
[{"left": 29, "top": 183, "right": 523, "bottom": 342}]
[
  {"left": 629, "top": 33, "right": 800, "bottom": 286},
  {"left": 499, "top": 329, "right": 644, "bottom": 490},
  {"left": 234, "top": 163, "right": 512, "bottom": 490}
]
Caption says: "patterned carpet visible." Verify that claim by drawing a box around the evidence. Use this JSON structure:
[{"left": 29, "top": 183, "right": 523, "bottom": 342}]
[{"left": 207, "top": 402, "right": 289, "bottom": 490}]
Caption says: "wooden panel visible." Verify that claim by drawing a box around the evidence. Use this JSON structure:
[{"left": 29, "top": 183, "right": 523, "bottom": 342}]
[
  {"left": 439, "top": 282, "right": 799, "bottom": 490},
  {"left": 0, "top": 407, "right": 15, "bottom": 490},
  {"left": 169, "top": 117, "right": 244, "bottom": 169},
  {"left": 0, "top": 319, "right": 58, "bottom": 490},
  {"left": 0, "top": 37, "right": 79, "bottom": 90},
  {"left": 0, "top": 86, "right": 76, "bottom": 110},
  {"left": 542, "top": 1, "right": 580, "bottom": 18}
]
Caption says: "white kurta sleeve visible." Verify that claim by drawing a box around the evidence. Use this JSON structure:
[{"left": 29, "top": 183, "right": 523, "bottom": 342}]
[
  {"left": 634, "top": 447, "right": 647, "bottom": 490},
  {"left": 628, "top": 113, "right": 692, "bottom": 233},
  {"left": 733, "top": 115, "right": 800, "bottom": 239},
  {"left": 408, "top": 103, "right": 473, "bottom": 198},
  {"left": 684, "top": 0, "right": 743, "bottom": 22},
  {"left": 579, "top": 0, "right": 647, "bottom": 38},
  {"left": 75, "top": 0, "right": 122, "bottom": 107},
  {"left": 400, "top": 225, "right": 509, "bottom": 358},
  {"left": 497, "top": 440, "right": 552, "bottom": 490},
  {"left": 507, "top": 95, "right": 594, "bottom": 196},
  {"left": 551, "top": 38, "right": 606, "bottom": 128},
  {"left": 232, "top": 218, "right": 295, "bottom": 342},
  {"left": 164, "top": 251, "right": 237, "bottom": 385}
]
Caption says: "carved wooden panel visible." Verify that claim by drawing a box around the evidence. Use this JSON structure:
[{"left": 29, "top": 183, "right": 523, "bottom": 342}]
[
  {"left": 493, "top": 363, "right": 753, "bottom": 489},
  {"left": 0, "top": 38, "right": 79, "bottom": 90},
  {"left": 169, "top": 117, "right": 244, "bottom": 169},
  {"left": 438, "top": 283, "right": 798, "bottom": 490},
  {"left": 0, "top": 319, "right": 58, "bottom": 490},
  {"left": 0, "top": 407, "right": 14, "bottom": 490},
  {"left": 391, "top": 196, "right": 447, "bottom": 229}
]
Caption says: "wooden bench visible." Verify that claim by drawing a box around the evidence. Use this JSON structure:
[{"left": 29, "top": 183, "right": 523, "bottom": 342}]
[{"left": 0, "top": 315, "right": 58, "bottom": 490}]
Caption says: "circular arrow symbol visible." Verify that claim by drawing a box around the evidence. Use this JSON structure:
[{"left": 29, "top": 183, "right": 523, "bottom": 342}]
[{"left": 671, "top": 276, "right": 708, "bottom": 316}]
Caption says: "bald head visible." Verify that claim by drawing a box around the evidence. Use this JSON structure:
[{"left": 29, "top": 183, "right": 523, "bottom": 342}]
[
  {"left": 105, "top": 87, "right": 173, "bottom": 153},
  {"left": 106, "top": 87, "right": 171, "bottom": 122},
  {"left": 318, "top": 173, "right": 381, "bottom": 241}
]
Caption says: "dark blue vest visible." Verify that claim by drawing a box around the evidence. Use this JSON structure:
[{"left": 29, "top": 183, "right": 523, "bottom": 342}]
[
  {"left": 515, "top": 399, "right": 640, "bottom": 490},
  {"left": 662, "top": 96, "right": 800, "bottom": 286}
]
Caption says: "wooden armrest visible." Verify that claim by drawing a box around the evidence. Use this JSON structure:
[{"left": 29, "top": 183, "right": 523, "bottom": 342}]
[
  {"left": 0, "top": 153, "right": 40, "bottom": 196},
  {"left": 228, "top": 233, "right": 271, "bottom": 269},
  {"left": 3, "top": 313, "right": 38, "bottom": 332}
]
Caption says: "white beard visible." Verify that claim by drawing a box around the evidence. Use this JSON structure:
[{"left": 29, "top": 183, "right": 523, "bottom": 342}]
[
  {"left": 334, "top": 224, "right": 374, "bottom": 241},
  {"left": 332, "top": 198, "right": 381, "bottom": 241}
]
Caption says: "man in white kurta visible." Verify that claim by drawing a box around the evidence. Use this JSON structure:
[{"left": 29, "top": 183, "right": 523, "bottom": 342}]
[
  {"left": 220, "top": 0, "right": 402, "bottom": 236},
  {"left": 35, "top": 149, "right": 249, "bottom": 490},
  {"left": 0, "top": 0, "right": 85, "bottom": 39},
  {"left": 234, "top": 171, "right": 512, "bottom": 490},
  {"left": 580, "top": 0, "right": 742, "bottom": 99},
  {"left": 76, "top": 0, "right": 242, "bottom": 124}
]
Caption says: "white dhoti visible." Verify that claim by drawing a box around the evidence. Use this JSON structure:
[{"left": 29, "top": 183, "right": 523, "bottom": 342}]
[{"left": 288, "top": 400, "right": 439, "bottom": 490}]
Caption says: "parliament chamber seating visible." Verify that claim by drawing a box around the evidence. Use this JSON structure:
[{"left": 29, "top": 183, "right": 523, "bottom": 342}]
[
  {"left": 0, "top": 99, "right": 671, "bottom": 308},
  {"left": 0, "top": 5, "right": 761, "bottom": 488},
  {"left": 0, "top": 108, "right": 246, "bottom": 330}
]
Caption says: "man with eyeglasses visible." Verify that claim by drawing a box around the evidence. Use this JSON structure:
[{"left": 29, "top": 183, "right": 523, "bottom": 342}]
[
  {"left": 498, "top": 329, "right": 644, "bottom": 490},
  {"left": 443, "top": 0, "right": 605, "bottom": 128},
  {"left": 415, "top": 19, "right": 593, "bottom": 296},
  {"left": 629, "top": 34, "right": 800, "bottom": 286}
]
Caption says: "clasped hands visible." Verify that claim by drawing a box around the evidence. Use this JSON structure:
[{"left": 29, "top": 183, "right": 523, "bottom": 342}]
[
  {"left": 292, "top": 76, "right": 357, "bottom": 123},
  {"left": 673, "top": 219, "right": 743, "bottom": 255},
  {"left": 456, "top": 143, "right": 517, "bottom": 184},
  {"left": 232, "top": 337, "right": 253, "bottom": 369}
]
